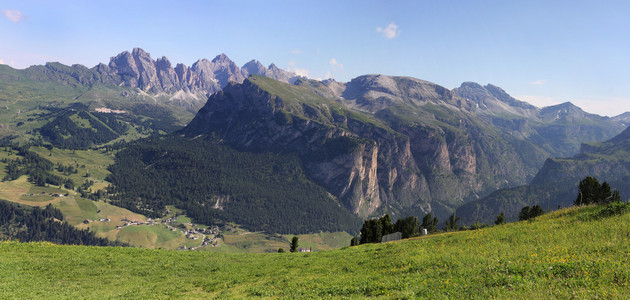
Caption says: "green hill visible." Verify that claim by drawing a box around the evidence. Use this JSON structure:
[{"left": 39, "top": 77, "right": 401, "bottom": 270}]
[{"left": 1, "top": 204, "right": 628, "bottom": 298}]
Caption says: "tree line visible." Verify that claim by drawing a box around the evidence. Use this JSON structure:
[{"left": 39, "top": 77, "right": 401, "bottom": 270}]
[
  {"left": 353, "top": 213, "right": 444, "bottom": 245},
  {"left": 0, "top": 200, "right": 123, "bottom": 246}
]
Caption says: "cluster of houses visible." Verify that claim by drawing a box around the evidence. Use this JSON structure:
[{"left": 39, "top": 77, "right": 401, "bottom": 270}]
[
  {"left": 114, "top": 218, "right": 147, "bottom": 229},
  {"left": 24, "top": 192, "right": 67, "bottom": 198},
  {"left": 83, "top": 218, "right": 111, "bottom": 224},
  {"left": 85, "top": 210, "right": 229, "bottom": 250}
]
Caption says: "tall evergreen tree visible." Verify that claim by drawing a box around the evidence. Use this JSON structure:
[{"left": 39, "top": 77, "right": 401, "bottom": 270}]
[
  {"left": 611, "top": 189, "right": 622, "bottom": 203},
  {"left": 421, "top": 213, "right": 439, "bottom": 233},
  {"left": 445, "top": 214, "right": 460, "bottom": 232},
  {"left": 290, "top": 236, "right": 299, "bottom": 252},
  {"left": 495, "top": 211, "right": 506, "bottom": 225},
  {"left": 394, "top": 216, "right": 419, "bottom": 239},
  {"left": 575, "top": 176, "right": 609, "bottom": 205}
]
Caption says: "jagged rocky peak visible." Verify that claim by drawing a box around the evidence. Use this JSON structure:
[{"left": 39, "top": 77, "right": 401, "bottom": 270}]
[
  {"left": 242, "top": 59, "right": 267, "bottom": 75},
  {"left": 211, "top": 53, "right": 231, "bottom": 64},
  {"left": 452, "top": 82, "right": 539, "bottom": 118},
  {"left": 108, "top": 50, "right": 138, "bottom": 77},
  {"left": 155, "top": 56, "right": 172, "bottom": 69}
]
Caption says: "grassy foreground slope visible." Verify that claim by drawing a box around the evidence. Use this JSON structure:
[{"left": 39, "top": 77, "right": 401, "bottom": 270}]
[{"left": 1, "top": 205, "right": 629, "bottom": 298}]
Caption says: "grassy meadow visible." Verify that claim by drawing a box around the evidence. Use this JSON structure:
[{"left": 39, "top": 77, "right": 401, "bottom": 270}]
[{"left": 1, "top": 205, "right": 629, "bottom": 298}]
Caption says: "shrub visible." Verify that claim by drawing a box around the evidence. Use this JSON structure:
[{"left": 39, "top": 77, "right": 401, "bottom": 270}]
[{"left": 598, "top": 201, "right": 630, "bottom": 218}]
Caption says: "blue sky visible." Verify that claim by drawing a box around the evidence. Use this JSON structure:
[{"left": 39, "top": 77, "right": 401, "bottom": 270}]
[{"left": 1, "top": 0, "right": 629, "bottom": 116}]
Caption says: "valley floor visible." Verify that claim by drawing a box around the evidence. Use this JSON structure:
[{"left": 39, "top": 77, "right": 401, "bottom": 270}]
[{"left": 1, "top": 205, "right": 629, "bottom": 298}]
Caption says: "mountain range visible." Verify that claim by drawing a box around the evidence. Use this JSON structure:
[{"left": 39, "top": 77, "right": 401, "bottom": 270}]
[
  {"left": 1, "top": 48, "right": 629, "bottom": 230},
  {"left": 1, "top": 48, "right": 300, "bottom": 112}
]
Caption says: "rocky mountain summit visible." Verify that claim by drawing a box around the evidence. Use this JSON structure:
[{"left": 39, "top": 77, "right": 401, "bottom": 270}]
[{"left": 99, "top": 48, "right": 300, "bottom": 96}]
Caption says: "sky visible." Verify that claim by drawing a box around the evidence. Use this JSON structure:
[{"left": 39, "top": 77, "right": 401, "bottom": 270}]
[{"left": 1, "top": 0, "right": 630, "bottom": 116}]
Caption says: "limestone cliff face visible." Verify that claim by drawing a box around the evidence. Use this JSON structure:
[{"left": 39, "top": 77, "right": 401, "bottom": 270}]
[{"left": 183, "top": 77, "right": 425, "bottom": 218}]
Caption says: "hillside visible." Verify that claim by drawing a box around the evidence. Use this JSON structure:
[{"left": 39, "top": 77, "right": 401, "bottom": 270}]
[
  {"left": 458, "top": 125, "right": 630, "bottom": 225},
  {"left": 1, "top": 205, "right": 628, "bottom": 298}
]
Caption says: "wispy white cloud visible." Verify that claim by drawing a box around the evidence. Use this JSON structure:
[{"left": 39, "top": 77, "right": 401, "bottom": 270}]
[
  {"left": 290, "top": 49, "right": 303, "bottom": 54},
  {"left": 329, "top": 58, "right": 343, "bottom": 71},
  {"left": 529, "top": 79, "right": 547, "bottom": 85},
  {"left": 287, "top": 60, "right": 309, "bottom": 77},
  {"left": 376, "top": 22, "right": 400, "bottom": 39},
  {"left": 3, "top": 10, "right": 26, "bottom": 23},
  {"left": 0, "top": 59, "right": 4, "bottom": 65}
]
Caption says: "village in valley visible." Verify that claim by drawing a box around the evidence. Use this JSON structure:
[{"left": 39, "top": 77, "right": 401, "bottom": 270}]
[{"left": 80, "top": 206, "right": 225, "bottom": 250}]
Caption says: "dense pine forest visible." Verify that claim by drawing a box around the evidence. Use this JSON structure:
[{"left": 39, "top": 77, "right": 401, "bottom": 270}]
[
  {"left": 106, "top": 135, "right": 362, "bottom": 234},
  {"left": 0, "top": 200, "right": 121, "bottom": 246},
  {"left": 39, "top": 110, "right": 128, "bottom": 149}
]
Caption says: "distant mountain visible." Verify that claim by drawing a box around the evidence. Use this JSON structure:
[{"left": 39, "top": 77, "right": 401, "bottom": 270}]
[
  {"left": 453, "top": 83, "right": 626, "bottom": 158},
  {"left": 457, "top": 125, "right": 630, "bottom": 225},
  {"left": 0, "top": 47, "right": 300, "bottom": 112}
]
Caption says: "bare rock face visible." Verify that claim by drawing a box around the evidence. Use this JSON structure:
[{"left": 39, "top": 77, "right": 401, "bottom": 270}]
[
  {"left": 242, "top": 59, "right": 267, "bottom": 76},
  {"left": 131, "top": 48, "right": 160, "bottom": 92},
  {"left": 107, "top": 50, "right": 141, "bottom": 87},
  {"left": 155, "top": 56, "right": 181, "bottom": 92},
  {"left": 91, "top": 48, "right": 300, "bottom": 107}
]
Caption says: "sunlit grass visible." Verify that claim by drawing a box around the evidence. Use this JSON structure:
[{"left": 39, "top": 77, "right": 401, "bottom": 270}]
[{"left": 1, "top": 205, "right": 628, "bottom": 298}]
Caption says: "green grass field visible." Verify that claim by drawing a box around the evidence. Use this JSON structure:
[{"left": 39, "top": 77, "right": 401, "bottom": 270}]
[{"left": 1, "top": 205, "right": 628, "bottom": 298}]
